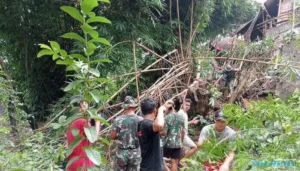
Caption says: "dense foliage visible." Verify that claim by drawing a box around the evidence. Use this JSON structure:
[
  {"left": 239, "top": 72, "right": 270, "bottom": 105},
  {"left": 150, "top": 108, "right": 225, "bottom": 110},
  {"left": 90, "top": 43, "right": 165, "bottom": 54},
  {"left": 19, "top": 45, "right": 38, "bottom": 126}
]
[
  {"left": 0, "top": 0, "right": 263, "bottom": 170},
  {"left": 185, "top": 90, "right": 300, "bottom": 171},
  {"left": 0, "top": 0, "right": 258, "bottom": 122}
]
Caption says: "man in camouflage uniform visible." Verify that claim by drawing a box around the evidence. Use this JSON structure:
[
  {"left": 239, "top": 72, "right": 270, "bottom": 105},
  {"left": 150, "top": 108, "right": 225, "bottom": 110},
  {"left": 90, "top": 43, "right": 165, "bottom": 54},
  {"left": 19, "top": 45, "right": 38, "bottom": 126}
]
[
  {"left": 110, "top": 96, "right": 143, "bottom": 171},
  {"left": 218, "top": 65, "right": 239, "bottom": 97},
  {"left": 161, "top": 110, "right": 185, "bottom": 171}
]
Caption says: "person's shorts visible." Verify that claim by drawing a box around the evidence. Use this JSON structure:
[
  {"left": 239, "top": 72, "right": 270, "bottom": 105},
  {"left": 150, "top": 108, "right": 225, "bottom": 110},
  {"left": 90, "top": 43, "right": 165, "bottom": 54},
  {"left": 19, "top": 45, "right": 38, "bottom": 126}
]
[
  {"left": 163, "top": 147, "right": 182, "bottom": 159},
  {"left": 183, "top": 135, "right": 196, "bottom": 148}
]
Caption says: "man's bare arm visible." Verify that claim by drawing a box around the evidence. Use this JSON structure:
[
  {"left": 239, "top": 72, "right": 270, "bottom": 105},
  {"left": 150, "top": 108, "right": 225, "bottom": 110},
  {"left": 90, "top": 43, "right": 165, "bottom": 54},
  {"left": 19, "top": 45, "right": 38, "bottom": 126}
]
[
  {"left": 153, "top": 100, "right": 173, "bottom": 132},
  {"left": 110, "top": 130, "right": 117, "bottom": 140},
  {"left": 219, "top": 151, "right": 235, "bottom": 171}
]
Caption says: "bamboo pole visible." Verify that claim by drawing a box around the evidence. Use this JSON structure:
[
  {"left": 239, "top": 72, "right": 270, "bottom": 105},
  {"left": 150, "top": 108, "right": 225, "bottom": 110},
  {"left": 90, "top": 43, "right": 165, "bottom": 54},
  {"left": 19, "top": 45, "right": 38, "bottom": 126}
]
[
  {"left": 96, "top": 51, "right": 173, "bottom": 112},
  {"left": 93, "top": 68, "right": 170, "bottom": 89},
  {"left": 176, "top": 0, "right": 184, "bottom": 60},
  {"left": 135, "top": 42, "right": 174, "bottom": 65},
  {"left": 186, "top": 0, "right": 194, "bottom": 58},
  {"left": 35, "top": 105, "right": 71, "bottom": 131},
  {"left": 133, "top": 42, "right": 140, "bottom": 104}
]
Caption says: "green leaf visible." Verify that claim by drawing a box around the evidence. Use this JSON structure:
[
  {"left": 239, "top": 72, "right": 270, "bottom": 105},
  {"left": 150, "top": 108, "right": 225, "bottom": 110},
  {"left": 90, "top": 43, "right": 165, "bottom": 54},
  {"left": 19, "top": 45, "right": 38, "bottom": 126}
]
[
  {"left": 85, "top": 147, "right": 101, "bottom": 165},
  {"left": 290, "top": 72, "right": 296, "bottom": 82},
  {"left": 101, "top": 155, "right": 107, "bottom": 164},
  {"left": 56, "top": 59, "right": 74, "bottom": 65},
  {"left": 50, "top": 123, "right": 61, "bottom": 129},
  {"left": 84, "top": 126, "right": 98, "bottom": 143},
  {"left": 64, "top": 115, "right": 85, "bottom": 126},
  {"left": 66, "top": 156, "right": 81, "bottom": 168},
  {"left": 91, "top": 58, "right": 112, "bottom": 64},
  {"left": 61, "top": 32, "right": 85, "bottom": 43},
  {"left": 61, "top": 6, "right": 84, "bottom": 23},
  {"left": 87, "top": 42, "right": 97, "bottom": 53},
  {"left": 91, "top": 116, "right": 110, "bottom": 126},
  {"left": 89, "top": 68, "right": 100, "bottom": 77},
  {"left": 82, "top": 23, "right": 99, "bottom": 38},
  {"left": 89, "top": 89, "right": 101, "bottom": 103},
  {"left": 97, "top": 0, "right": 110, "bottom": 3},
  {"left": 99, "top": 137, "right": 110, "bottom": 145},
  {"left": 82, "top": 0, "right": 98, "bottom": 14},
  {"left": 58, "top": 115, "right": 67, "bottom": 124},
  {"left": 50, "top": 41, "right": 60, "bottom": 53},
  {"left": 63, "top": 80, "right": 82, "bottom": 92},
  {"left": 37, "top": 49, "right": 53, "bottom": 58},
  {"left": 66, "top": 65, "right": 75, "bottom": 71},
  {"left": 66, "top": 137, "right": 84, "bottom": 156},
  {"left": 95, "top": 77, "right": 110, "bottom": 83},
  {"left": 70, "top": 54, "right": 88, "bottom": 62},
  {"left": 52, "top": 54, "right": 59, "bottom": 60},
  {"left": 88, "top": 12, "right": 96, "bottom": 18},
  {"left": 71, "top": 128, "right": 79, "bottom": 136},
  {"left": 89, "top": 38, "right": 112, "bottom": 46},
  {"left": 87, "top": 109, "right": 97, "bottom": 117},
  {"left": 86, "top": 16, "right": 111, "bottom": 24},
  {"left": 39, "top": 44, "right": 52, "bottom": 50},
  {"left": 64, "top": 81, "right": 75, "bottom": 92},
  {"left": 60, "top": 49, "right": 68, "bottom": 58}
]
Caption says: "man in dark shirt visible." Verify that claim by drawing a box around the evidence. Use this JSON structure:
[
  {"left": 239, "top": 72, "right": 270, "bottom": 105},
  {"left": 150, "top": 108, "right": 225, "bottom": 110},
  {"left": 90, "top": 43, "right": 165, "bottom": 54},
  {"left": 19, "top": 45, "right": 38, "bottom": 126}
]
[{"left": 138, "top": 98, "right": 173, "bottom": 171}]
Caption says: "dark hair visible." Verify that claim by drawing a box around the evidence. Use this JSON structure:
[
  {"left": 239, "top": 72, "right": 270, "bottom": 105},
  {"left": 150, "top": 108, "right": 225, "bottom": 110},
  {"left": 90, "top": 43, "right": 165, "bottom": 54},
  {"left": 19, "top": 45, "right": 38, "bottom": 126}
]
[
  {"left": 141, "top": 98, "right": 156, "bottom": 115},
  {"left": 185, "top": 98, "right": 192, "bottom": 103},
  {"left": 174, "top": 98, "right": 181, "bottom": 111}
]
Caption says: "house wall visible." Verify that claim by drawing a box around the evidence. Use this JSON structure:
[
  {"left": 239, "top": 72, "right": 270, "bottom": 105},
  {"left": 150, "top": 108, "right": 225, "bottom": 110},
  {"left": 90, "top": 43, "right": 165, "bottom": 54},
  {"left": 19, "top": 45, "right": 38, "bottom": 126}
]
[{"left": 278, "top": 0, "right": 292, "bottom": 25}]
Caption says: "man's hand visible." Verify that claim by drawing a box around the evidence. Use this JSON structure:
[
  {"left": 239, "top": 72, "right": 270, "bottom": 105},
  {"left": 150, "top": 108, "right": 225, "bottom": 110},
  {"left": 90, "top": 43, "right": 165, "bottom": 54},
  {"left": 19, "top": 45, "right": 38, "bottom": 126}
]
[
  {"left": 180, "top": 89, "right": 188, "bottom": 98},
  {"left": 219, "top": 164, "right": 230, "bottom": 171},
  {"left": 163, "top": 100, "right": 174, "bottom": 113},
  {"left": 233, "top": 68, "right": 240, "bottom": 72},
  {"left": 189, "top": 117, "right": 200, "bottom": 125}
]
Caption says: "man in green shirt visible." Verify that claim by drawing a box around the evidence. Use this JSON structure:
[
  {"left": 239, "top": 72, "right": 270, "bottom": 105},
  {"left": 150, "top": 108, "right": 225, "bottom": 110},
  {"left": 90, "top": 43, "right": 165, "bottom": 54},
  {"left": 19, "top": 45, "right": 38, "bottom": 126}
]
[
  {"left": 218, "top": 65, "right": 239, "bottom": 97},
  {"left": 161, "top": 111, "right": 185, "bottom": 171},
  {"left": 110, "top": 96, "right": 143, "bottom": 171}
]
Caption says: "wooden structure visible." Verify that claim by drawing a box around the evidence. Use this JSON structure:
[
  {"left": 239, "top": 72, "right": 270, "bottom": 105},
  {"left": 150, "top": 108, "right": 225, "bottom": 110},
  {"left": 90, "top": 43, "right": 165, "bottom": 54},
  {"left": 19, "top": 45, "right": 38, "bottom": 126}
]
[{"left": 211, "top": 0, "right": 300, "bottom": 50}]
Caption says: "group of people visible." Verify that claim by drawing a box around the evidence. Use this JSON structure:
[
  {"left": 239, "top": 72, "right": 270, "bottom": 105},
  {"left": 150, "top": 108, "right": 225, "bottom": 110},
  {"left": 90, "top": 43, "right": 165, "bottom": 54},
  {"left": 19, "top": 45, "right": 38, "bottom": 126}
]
[{"left": 66, "top": 92, "right": 236, "bottom": 171}]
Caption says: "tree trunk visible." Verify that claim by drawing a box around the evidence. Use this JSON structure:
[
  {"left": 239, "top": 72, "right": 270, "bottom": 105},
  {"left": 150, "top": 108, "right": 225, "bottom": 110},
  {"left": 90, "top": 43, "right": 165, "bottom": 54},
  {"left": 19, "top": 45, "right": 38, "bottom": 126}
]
[
  {"left": 0, "top": 58, "right": 38, "bottom": 130},
  {"left": 8, "top": 96, "right": 18, "bottom": 134}
]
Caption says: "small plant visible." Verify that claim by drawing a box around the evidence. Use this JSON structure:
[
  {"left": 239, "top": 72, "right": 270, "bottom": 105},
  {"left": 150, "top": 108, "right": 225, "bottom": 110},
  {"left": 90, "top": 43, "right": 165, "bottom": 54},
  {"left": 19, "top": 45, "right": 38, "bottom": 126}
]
[{"left": 37, "top": 0, "right": 113, "bottom": 169}]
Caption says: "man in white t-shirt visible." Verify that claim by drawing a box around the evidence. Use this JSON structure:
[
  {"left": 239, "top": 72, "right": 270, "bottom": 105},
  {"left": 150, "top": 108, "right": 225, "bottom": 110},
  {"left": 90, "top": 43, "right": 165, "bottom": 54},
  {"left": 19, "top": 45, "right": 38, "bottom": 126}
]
[
  {"left": 178, "top": 98, "right": 200, "bottom": 160},
  {"left": 198, "top": 110, "right": 236, "bottom": 171}
]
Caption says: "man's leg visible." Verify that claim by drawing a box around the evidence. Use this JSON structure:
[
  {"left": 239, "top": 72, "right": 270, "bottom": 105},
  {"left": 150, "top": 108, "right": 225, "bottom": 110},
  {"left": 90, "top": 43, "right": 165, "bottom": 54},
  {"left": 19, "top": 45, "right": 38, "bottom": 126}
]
[
  {"left": 229, "top": 80, "right": 234, "bottom": 96},
  {"left": 183, "top": 136, "right": 197, "bottom": 158},
  {"left": 128, "top": 149, "right": 140, "bottom": 171},
  {"left": 170, "top": 159, "right": 179, "bottom": 171},
  {"left": 164, "top": 159, "right": 171, "bottom": 171},
  {"left": 115, "top": 149, "right": 128, "bottom": 171}
]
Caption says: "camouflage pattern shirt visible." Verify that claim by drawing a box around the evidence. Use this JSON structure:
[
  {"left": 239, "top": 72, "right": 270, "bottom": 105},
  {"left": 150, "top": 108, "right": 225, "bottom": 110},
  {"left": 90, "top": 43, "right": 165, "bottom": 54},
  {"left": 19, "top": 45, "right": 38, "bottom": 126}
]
[
  {"left": 163, "top": 113, "right": 185, "bottom": 148},
  {"left": 112, "top": 114, "right": 143, "bottom": 149},
  {"left": 221, "top": 70, "right": 236, "bottom": 82}
]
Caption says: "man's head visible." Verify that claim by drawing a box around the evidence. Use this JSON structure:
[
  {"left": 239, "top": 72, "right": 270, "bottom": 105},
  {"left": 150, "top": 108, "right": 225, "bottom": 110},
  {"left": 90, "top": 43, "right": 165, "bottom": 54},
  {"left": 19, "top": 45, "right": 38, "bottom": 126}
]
[
  {"left": 182, "top": 98, "right": 192, "bottom": 112},
  {"left": 121, "top": 96, "right": 138, "bottom": 113},
  {"left": 225, "top": 65, "right": 233, "bottom": 71},
  {"left": 214, "top": 110, "right": 228, "bottom": 132},
  {"left": 70, "top": 95, "right": 88, "bottom": 112},
  {"left": 140, "top": 98, "right": 157, "bottom": 116}
]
